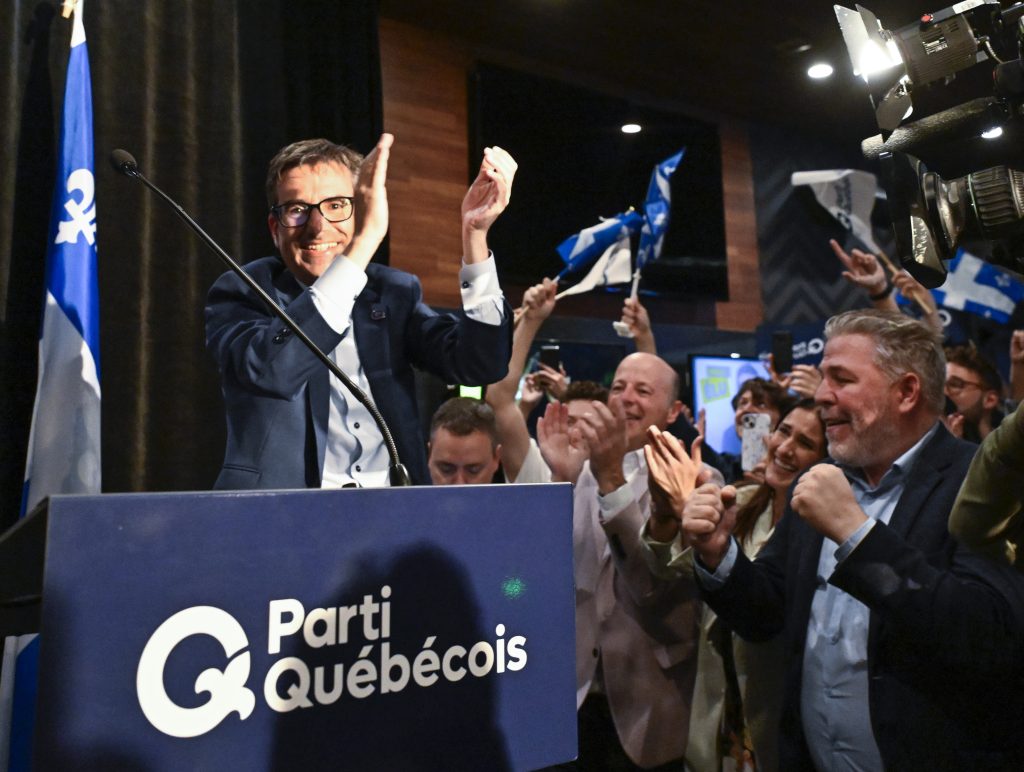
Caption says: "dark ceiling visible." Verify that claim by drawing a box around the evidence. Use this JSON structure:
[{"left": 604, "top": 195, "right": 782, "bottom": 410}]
[{"left": 380, "top": 0, "right": 939, "bottom": 151}]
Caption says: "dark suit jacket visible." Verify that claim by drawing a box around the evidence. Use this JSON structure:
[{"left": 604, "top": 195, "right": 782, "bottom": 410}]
[
  {"left": 703, "top": 425, "right": 1024, "bottom": 770},
  {"left": 204, "top": 256, "right": 512, "bottom": 487}
]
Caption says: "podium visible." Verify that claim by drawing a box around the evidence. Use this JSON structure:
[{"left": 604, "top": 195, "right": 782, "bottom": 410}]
[{"left": 0, "top": 484, "right": 577, "bottom": 771}]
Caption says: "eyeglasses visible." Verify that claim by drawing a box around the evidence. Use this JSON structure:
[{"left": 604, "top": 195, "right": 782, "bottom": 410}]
[
  {"left": 270, "top": 196, "right": 354, "bottom": 227},
  {"left": 944, "top": 376, "right": 985, "bottom": 394}
]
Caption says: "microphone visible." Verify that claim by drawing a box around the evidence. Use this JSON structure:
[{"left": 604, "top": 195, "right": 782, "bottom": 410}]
[
  {"left": 110, "top": 149, "right": 412, "bottom": 487},
  {"left": 109, "top": 148, "right": 140, "bottom": 178}
]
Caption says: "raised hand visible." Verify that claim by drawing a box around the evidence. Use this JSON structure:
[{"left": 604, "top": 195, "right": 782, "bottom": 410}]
[
  {"left": 1010, "top": 330, "right": 1024, "bottom": 364},
  {"left": 829, "top": 238, "right": 887, "bottom": 296},
  {"left": 784, "top": 364, "right": 823, "bottom": 399},
  {"left": 519, "top": 373, "right": 545, "bottom": 412},
  {"left": 347, "top": 132, "right": 393, "bottom": 268},
  {"left": 891, "top": 269, "right": 929, "bottom": 306},
  {"left": 521, "top": 278, "right": 558, "bottom": 323},
  {"left": 462, "top": 146, "right": 517, "bottom": 237},
  {"left": 576, "top": 400, "right": 629, "bottom": 495},
  {"left": 644, "top": 426, "right": 707, "bottom": 516},
  {"left": 537, "top": 401, "right": 588, "bottom": 484},
  {"left": 532, "top": 363, "right": 568, "bottom": 401},
  {"left": 620, "top": 296, "right": 656, "bottom": 353}
]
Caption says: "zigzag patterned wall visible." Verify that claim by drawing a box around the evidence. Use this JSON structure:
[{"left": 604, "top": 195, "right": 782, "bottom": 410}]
[{"left": 748, "top": 124, "right": 877, "bottom": 326}]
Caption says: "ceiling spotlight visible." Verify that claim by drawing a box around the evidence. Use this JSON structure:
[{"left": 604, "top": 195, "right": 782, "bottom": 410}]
[
  {"left": 621, "top": 123, "right": 642, "bottom": 134},
  {"left": 729, "top": 352, "right": 740, "bottom": 359},
  {"left": 807, "top": 63, "right": 834, "bottom": 79},
  {"left": 982, "top": 126, "right": 1003, "bottom": 139}
]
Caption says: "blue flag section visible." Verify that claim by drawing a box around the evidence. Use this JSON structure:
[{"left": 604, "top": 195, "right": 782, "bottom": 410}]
[
  {"left": 0, "top": 5, "right": 101, "bottom": 771},
  {"left": 636, "top": 148, "right": 685, "bottom": 270},
  {"left": 897, "top": 249, "right": 1024, "bottom": 324},
  {"left": 555, "top": 210, "right": 643, "bottom": 278}
]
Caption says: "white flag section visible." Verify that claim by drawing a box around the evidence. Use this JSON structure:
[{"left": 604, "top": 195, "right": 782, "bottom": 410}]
[
  {"left": 0, "top": 3, "right": 100, "bottom": 770},
  {"left": 556, "top": 236, "right": 633, "bottom": 299},
  {"left": 791, "top": 169, "right": 882, "bottom": 254}
]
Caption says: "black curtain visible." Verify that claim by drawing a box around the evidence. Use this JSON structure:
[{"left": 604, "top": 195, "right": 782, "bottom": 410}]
[{"left": 0, "top": 0, "right": 383, "bottom": 531}]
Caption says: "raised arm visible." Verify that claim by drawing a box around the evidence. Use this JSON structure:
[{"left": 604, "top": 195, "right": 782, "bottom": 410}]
[
  {"left": 892, "top": 270, "right": 942, "bottom": 334},
  {"left": 485, "top": 278, "right": 556, "bottom": 481}
]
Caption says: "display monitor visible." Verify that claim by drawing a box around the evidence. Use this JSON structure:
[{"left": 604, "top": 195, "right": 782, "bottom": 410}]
[{"left": 689, "top": 355, "right": 770, "bottom": 456}]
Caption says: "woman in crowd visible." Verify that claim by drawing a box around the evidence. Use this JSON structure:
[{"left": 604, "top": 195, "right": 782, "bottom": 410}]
[{"left": 646, "top": 398, "right": 826, "bottom": 772}]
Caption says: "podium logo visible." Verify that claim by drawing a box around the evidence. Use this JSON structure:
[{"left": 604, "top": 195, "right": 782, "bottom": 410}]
[{"left": 137, "top": 606, "right": 256, "bottom": 738}]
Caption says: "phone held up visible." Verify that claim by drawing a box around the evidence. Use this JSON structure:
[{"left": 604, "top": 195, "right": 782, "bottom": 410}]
[
  {"left": 740, "top": 412, "right": 772, "bottom": 472},
  {"left": 771, "top": 330, "right": 794, "bottom": 375}
]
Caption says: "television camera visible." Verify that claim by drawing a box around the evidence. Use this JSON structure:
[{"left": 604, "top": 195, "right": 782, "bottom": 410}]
[{"left": 837, "top": 1, "right": 1024, "bottom": 287}]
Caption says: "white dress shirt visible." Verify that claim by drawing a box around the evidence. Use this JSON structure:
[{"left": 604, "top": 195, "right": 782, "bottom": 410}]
[{"left": 308, "top": 254, "right": 505, "bottom": 488}]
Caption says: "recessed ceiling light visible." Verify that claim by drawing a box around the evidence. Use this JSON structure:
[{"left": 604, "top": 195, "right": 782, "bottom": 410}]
[
  {"left": 621, "top": 123, "right": 642, "bottom": 134},
  {"left": 807, "top": 63, "right": 834, "bottom": 79},
  {"left": 729, "top": 352, "right": 741, "bottom": 359},
  {"left": 982, "top": 126, "right": 1003, "bottom": 139}
]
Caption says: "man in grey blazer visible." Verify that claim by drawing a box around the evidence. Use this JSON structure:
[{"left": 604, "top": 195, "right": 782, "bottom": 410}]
[{"left": 205, "top": 134, "right": 515, "bottom": 487}]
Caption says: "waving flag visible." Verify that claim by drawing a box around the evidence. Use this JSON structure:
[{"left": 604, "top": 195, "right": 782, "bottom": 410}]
[
  {"left": 556, "top": 210, "right": 643, "bottom": 278},
  {"left": 791, "top": 168, "right": 883, "bottom": 254},
  {"left": 636, "top": 148, "right": 685, "bottom": 270},
  {"left": 926, "top": 250, "right": 1024, "bottom": 323},
  {"left": 0, "top": 3, "right": 100, "bottom": 769},
  {"left": 555, "top": 235, "right": 633, "bottom": 299}
]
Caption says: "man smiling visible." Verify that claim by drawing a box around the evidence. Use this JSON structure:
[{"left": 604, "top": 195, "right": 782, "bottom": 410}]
[
  {"left": 205, "top": 134, "right": 515, "bottom": 488},
  {"left": 541, "top": 352, "right": 701, "bottom": 770},
  {"left": 683, "top": 309, "right": 1024, "bottom": 770}
]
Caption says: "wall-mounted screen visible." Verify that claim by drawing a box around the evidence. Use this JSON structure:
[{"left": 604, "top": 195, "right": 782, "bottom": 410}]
[{"left": 689, "top": 355, "right": 769, "bottom": 456}]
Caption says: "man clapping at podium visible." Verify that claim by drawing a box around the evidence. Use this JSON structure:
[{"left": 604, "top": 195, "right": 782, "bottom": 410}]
[{"left": 205, "top": 134, "right": 515, "bottom": 488}]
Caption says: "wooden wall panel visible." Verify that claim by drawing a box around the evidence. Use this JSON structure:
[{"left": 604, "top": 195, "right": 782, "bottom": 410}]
[
  {"left": 379, "top": 18, "right": 469, "bottom": 309},
  {"left": 379, "top": 17, "right": 763, "bottom": 331},
  {"left": 715, "top": 121, "right": 763, "bottom": 330}
]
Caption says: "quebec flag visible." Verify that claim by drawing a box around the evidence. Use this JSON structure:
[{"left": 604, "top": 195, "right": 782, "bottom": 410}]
[
  {"left": 930, "top": 250, "right": 1024, "bottom": 324},
  {"left": 636, "top": 148, "right": 685, "bottom": 270},
  {"left": 556, "top": 209, "right": 643, "bottom": 277},
  {"left": 0, "top": 4, "right": 100, "bottom": 769}
]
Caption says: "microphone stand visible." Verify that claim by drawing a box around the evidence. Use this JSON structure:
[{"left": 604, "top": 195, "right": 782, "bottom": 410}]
[{"left": 111, "top": 149, "right": 412, "bottom": 487}]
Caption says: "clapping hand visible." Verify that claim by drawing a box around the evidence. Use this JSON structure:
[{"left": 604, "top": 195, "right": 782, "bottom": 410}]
[
  {"left": 645, "top": 427, "right": 708, "bottom": 542},
  {"left": 537, "top": 401, "right": 588, "bottom": 484}
]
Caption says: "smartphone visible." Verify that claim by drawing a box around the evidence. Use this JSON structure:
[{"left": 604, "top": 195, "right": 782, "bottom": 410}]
[
  {"left": 539, "top": 344, "right": 561, "bottom": 370},
  {"left": 772, "top": 330, "right": 794, "bottom": 375},
  {"left": 740, "top": 413, "right": 772, "bottom": 472}
]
